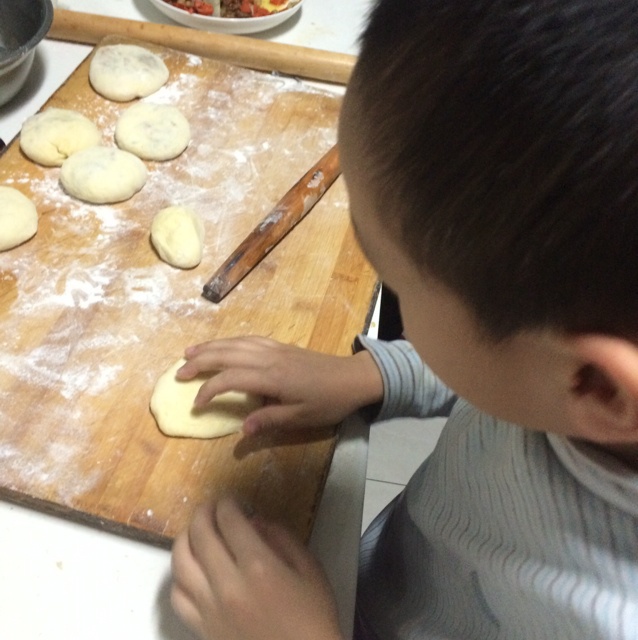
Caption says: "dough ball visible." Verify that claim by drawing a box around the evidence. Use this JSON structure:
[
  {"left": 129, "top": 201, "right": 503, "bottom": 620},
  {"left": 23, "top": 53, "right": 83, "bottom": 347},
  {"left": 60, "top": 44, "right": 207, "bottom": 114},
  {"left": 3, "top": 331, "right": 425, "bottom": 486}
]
[
  {"left": 150, "top": 359, "right": 262, "bottom": 439},
  {"left": 60, "top": 146, "right": 148, "bottom": 204},
  {"left": 115, "top": 103, "right": 191, "bottom": 161},
  {"left": 89, "top": 44, "right": 169, "bottom": 102},
  {"left": 151, "top": 206, "right": 205, "bottom": 269},
  {"left": 0, "top": 186, "right": 38, "bottom": 252},
  {"left": 20, "top": 108, "right": 101, "bottom": 167}
]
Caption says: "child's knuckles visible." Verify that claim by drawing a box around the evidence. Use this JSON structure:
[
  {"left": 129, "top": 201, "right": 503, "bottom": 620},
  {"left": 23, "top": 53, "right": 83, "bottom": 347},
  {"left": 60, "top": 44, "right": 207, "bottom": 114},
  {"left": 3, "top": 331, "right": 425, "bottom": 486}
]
[
  {"left": 170, "top": 585, "right": 202, "bottom": 632},
  {"left": 245, "top": 556, "right": 270, "bottom": 583},
  {"left": 216, "top": 579, "right": 254, "bottom": 617}
]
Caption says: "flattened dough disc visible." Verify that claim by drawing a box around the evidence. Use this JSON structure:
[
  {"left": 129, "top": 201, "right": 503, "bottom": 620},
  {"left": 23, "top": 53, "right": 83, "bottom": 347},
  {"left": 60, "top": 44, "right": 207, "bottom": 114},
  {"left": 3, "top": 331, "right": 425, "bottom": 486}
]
[
  {"left": 150, "top": 359, "right": 262, "bottom": 438},
  {"left": 89, "top": 44, "right": 169, "bottom": 102},
  {"left": 115, "top": 103, "right": 191, "bottom": 161}
]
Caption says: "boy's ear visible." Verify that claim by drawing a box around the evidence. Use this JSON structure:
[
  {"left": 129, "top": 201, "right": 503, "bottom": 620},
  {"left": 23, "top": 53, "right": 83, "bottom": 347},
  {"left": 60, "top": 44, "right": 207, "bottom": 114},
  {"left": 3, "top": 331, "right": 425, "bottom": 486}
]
[{"left": 565, "top": 335, "right": 638, "bottom": 443}]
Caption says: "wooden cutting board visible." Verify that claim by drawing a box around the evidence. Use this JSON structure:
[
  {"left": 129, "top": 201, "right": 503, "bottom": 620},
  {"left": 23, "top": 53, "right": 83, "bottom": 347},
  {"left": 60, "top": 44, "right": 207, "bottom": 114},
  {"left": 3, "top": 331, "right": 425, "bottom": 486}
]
[{"left": 0, "top": 36, "right": 377, "bottom": 547}]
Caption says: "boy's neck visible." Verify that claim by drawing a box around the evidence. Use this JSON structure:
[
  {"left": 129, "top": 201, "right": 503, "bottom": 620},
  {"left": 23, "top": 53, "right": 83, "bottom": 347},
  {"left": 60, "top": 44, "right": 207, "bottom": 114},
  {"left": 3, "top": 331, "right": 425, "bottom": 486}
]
[{"left": 592, "top": 442, "right": 638, "bottom": 472}]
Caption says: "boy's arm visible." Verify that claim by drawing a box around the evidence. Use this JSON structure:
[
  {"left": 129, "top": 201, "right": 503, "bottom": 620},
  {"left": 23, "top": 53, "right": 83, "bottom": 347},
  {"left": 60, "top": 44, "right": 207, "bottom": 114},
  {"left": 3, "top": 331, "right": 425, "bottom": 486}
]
[
  {"left": 171, "top": 338, "right": 374, "bottom": 639},
  {"left": 176, "top": 336, "right": 384, "bottom": 436},
  {"left": 355, "top": 335, "right": 457, "bottom": 420}
]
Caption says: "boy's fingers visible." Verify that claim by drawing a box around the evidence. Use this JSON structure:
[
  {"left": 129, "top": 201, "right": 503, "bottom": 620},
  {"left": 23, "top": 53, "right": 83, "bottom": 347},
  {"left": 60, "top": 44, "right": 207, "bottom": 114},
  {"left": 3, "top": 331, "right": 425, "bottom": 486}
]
[
  {"left": 187, "top": 503, "right": 238, "bottom": 585},
  {"left": 171, "top": 527, "right": 213, "bottom": 605},
  {"left": 177, "top": 352, "right": 254, "bottom": 381},
  {"left": 254, "top": 518, "right": 310, "bottom": 569},
  {"left": 241, "top": 404, "right": 305, "bottom": 435},
  {"left": 214, "top": 498, "right": 270, "bottom": 565},
  {"left": 193, "top": 369, "right": 276, "bottom": 407},
  {"left": 170, "top": 584, "right": 206, "bottom": 638},
  {"left": 184, "top": 336, "right": 278, "bottom": 366},
  {"left": 259, "top": 519, "right": 327, "bottom": 580},
  {"left": 215, "top": 499, "right": 315, "bottom": 574}
]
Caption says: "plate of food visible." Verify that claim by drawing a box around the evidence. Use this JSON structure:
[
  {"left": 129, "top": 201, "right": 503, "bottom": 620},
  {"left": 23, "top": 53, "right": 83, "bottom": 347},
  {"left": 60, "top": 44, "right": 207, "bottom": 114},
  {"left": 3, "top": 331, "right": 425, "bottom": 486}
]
[{"left": 147, "top": 0, "right": 304, "bottom": 34}]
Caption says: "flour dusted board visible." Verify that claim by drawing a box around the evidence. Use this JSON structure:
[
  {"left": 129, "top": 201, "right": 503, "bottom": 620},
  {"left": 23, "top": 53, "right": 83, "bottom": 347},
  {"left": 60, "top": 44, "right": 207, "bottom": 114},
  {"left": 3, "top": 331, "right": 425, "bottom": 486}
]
[{"left": 0, "top": 37, "right": 376, "bottom": 546}]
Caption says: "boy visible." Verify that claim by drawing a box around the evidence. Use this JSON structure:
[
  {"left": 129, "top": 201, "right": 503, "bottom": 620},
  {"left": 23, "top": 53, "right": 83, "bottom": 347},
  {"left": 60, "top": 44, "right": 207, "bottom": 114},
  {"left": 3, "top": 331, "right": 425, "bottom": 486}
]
[{"left": 169, "top": 0, "right": 638, "bottom": 638}]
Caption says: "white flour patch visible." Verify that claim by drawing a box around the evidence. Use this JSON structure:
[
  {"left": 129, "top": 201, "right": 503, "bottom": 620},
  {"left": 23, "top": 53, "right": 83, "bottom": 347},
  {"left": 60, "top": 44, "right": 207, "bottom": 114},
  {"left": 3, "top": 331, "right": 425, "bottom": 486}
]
[
  {"left": 307, "top": 170, "right": 324, "bottom": 189},
  {"left": 259, "top": 210, "right": 283, "bottom": 231},
  {"left": 120, "top": 267, "right": 173, "bottom": 308},
  {"left": 59, "top": 362, "right": 123, "bottom": 400},
  {"left": 185, "top": 54, "right": 202, "bottom": 67},
  {"left": 0, "top": 404, "right": 103, "bottom": 503},
  {"left": 0, "top": 50, "right": 342, "bottom": 514},
  {"left": 144, "top": 72, "right": 201, "bottom": 105},
  {"left": 52, "top": 267, "right": 113, "bottom": 310}
]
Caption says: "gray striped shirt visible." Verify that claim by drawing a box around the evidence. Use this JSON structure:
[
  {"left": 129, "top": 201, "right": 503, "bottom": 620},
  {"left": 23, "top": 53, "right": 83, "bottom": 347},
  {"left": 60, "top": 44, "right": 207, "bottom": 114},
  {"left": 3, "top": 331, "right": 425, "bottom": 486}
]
[{"left": 356, "top": 336, "right": 638, "bottom": 639}]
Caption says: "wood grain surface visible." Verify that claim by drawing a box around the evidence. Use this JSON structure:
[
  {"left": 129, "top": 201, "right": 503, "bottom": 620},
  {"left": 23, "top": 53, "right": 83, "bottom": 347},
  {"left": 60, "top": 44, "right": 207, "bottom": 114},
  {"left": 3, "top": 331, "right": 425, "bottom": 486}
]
[
  {"left": 0, "top": 36, "right": 377, "bottom": 547},
  {"left": 202, "top": 144, "right": 341, "bottom": 302}
]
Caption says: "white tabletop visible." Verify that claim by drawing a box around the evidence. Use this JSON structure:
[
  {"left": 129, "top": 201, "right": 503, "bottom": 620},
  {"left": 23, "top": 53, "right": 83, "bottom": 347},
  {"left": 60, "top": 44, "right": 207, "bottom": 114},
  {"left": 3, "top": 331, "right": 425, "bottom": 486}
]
[{"left": 0, "top": 2, "right": 374, "bottom": 637}]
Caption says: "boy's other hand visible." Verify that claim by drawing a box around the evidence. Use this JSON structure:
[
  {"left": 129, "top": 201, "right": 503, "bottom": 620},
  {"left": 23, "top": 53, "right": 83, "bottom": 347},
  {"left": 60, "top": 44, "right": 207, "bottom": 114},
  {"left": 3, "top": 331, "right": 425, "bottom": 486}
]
[
  {"left": 170, "top": 498, "right": 344, "bottom": 640},
  {"left": 175, "top": 336, "right": 383, "bottom": 436}
]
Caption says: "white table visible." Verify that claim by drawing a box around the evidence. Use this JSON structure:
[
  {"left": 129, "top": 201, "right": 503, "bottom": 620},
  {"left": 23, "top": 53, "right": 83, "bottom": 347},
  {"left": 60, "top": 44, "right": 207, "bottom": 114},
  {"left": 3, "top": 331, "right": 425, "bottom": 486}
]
[{"left": 0, "top": 2, "right": 374, "bottom": 637}]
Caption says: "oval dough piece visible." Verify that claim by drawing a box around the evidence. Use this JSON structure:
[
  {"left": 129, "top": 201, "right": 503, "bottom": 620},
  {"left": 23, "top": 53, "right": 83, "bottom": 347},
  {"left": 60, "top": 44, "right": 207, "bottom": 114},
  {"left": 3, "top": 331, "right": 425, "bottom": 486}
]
[
  {"left": 150, "top": 359, "right": 262, "bottom": 439},
  {"left": 151, "top": 206, "right": 205, "bottom": 269},
  {"left": 60, "top": 146, "right": 148, "bottom": 204},
  {"left": 89, "top": 44, "right": 169, "bottom": 102},
  {"left": 0, "top": 187, "right": 38, "bottom": 252},
  {"left": 20, "top": 108, "right": 101, "bottom": 167},
  {"left": 115, "top": 103, "right": 191, "bottom": 161}
]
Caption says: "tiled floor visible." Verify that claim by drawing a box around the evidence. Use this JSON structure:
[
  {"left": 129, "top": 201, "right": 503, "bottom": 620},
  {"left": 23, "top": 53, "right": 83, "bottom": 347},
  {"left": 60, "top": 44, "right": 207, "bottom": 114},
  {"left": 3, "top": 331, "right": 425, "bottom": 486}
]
[
  {"left": 361, "top": 416, "right": 446, "bottom": 533},
  {"left": 360, "top": 290, "right": 447, "bottom": 532}
]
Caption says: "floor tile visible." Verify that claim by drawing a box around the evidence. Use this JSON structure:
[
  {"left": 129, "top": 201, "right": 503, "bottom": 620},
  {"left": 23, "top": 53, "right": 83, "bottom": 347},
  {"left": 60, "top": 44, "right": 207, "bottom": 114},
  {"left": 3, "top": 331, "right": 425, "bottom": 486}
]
[
  {"left": 366, "top": 416, "right": 445, "bottom": 485},
  {"left": 361, "top": 479, "right": 404, "bottom": 534}
]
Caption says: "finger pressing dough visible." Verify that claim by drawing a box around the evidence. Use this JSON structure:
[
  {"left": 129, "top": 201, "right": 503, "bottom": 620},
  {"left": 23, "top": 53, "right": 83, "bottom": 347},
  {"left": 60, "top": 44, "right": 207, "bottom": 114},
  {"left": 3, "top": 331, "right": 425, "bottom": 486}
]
[
  {"left": 60, "top": 146, "right": 148, "bottom": 204},
  {"left": 20, "top": 108, "right": 101, "bottom": 167},
  {"left": 115, "top": 103, "right": 191, "bottom": 161},
  {"left": 151, "top": 206, "right": 205, "bottom": 269},
  {"left": 150, "top": 359, "right": 262, "bottom": 439},
  {"left": 0, "top": 186, "right": 38, "bottom": 251},
  {"left": 89, "top": 44, "right": 169, "bottom": 102}
]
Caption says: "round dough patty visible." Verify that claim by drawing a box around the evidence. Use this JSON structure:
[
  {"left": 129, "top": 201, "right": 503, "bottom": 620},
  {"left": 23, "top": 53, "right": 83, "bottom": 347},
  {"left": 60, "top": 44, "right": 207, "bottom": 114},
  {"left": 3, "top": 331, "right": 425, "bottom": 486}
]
[
  {"left": 150, "top": 359, "right": 262, "bottom": 439},
  {"left": 60, "top": 146, "right": 148, "bottom": 204},
  {"left": 20, "top": 108, "right": 102, "bottom": 167},
  {"left": 0, "top": 186, "right": 38, "bottom": 252},
  {"left": 150, "top": 206, "right": 205, "bottom": 269},
  {"left": 89, "top": 44, "right": 169, "bottom": 102},
  {"left": 115, "top": 102, "right": 191, "bottom": 161}
]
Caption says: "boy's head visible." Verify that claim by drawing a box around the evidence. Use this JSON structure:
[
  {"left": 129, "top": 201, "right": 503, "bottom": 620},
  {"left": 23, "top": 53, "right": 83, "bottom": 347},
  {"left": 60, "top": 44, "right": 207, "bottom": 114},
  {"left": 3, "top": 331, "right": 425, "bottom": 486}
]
[
  {"left": 340, "top": 0, "right": 638, "bottom": 454},
  {"left": 344, "top": 0, "right": 638, "bottom": 341}
]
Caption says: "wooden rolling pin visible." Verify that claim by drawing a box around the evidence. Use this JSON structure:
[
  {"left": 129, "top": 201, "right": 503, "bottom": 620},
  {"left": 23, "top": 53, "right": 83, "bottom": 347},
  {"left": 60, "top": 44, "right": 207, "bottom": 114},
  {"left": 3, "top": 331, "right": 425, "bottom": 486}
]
[
  {"left": 203, "top": 144, "right": 340, "bottom": 303},
  {"left": 48, "top": 9, "right": 356, "bottom": 85}
]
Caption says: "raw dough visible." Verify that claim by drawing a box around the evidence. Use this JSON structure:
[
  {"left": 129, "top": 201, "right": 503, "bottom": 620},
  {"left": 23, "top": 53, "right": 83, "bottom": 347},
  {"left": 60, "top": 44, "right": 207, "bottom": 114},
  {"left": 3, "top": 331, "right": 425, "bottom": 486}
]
[
  {"left": 150, "top": 359, "right": 262, "bottom": 439},
  {"left": 89, "top": 44, "right": 169, "bottom": 102},
  {"left": 0, "top": 187, "right": 38, "bottom": 251},
  {"left": 115, "top": 103, "right": 191, "bottom": 161},
  {"left": 60, "top": 146, "right": 148, "bottom": 204},
  {"left": 20, "top": 108, "right": 101, "bottom": 167},
  {"left": 150, "top": 206, "right": 205, "bottom": 269}
]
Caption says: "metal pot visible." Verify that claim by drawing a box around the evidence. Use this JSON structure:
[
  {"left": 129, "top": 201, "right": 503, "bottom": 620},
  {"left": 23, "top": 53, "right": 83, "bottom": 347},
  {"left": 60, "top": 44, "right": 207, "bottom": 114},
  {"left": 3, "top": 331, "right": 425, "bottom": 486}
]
[{"left": 0, "top": 0, "right": 54, "bottom": 107}]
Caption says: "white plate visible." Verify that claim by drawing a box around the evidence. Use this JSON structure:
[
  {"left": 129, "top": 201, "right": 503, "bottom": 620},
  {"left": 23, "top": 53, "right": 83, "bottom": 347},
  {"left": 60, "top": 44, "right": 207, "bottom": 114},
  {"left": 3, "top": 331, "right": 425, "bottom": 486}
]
[{"left": 146, "top": 0, "right": 303, "bottom": 34}]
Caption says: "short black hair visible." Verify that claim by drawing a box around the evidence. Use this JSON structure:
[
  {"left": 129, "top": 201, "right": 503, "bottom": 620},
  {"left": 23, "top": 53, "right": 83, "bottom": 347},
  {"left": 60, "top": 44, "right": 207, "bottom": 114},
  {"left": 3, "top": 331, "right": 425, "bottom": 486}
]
[{"left": 351, "top": 0, "right": 638, "bottom": 340}]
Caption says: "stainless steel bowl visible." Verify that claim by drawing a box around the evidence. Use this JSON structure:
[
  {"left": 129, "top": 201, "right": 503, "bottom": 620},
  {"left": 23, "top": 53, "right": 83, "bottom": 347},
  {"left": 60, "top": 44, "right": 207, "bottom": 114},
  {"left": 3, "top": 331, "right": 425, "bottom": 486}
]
[{"left": 0, "top": 0, "right": 54, "bottom": 107}]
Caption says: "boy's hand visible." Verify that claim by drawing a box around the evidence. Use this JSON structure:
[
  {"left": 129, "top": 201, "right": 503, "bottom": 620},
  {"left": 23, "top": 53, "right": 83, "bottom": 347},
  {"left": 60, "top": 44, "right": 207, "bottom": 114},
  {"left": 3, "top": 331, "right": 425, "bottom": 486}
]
[
  {"left": 170, "top": 498, "right": 344, "bottom": 640},
  {"left": 176, "top": 336, "right": 383, "bottom": 435}
]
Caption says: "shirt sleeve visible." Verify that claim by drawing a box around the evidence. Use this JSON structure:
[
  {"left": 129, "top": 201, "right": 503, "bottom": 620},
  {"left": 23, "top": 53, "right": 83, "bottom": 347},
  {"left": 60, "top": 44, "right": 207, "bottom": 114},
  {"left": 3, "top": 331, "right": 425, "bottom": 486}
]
[{"left": 355, "top": 334, "right": 457, "bottom": 421}]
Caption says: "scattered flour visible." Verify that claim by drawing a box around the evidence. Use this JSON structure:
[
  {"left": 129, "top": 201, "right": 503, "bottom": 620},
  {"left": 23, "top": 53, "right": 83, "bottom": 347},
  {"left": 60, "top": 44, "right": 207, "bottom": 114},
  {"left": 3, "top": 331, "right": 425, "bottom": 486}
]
[{"left": 0, "top": 53, "right": 341, "bottom": 513}]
